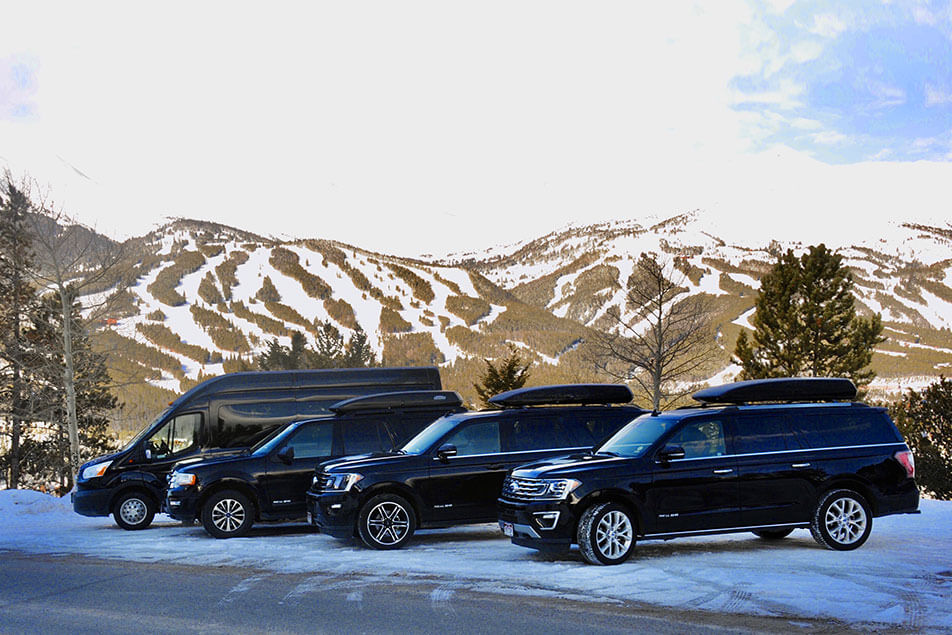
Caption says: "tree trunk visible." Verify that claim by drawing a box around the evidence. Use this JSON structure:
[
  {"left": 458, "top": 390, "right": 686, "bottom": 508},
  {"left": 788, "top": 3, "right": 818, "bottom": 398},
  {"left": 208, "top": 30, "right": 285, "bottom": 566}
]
[{"left": 58, "top": 286, "right": 81, "bottom": 486}]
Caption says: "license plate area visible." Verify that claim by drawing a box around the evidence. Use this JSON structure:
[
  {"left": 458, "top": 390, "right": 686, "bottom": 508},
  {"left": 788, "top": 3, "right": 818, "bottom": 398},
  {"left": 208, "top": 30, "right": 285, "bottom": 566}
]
[{"left": 500, "top": 520, "right": 513, "bottom": 537}]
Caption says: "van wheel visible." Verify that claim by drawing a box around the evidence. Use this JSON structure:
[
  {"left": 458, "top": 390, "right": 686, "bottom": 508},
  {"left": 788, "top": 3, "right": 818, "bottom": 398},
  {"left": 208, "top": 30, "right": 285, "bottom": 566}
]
[
  {"left": 357, "top": 494, "right": 416, "bottom": 550},
  {"left": 113, "top": 491, "right": 156, "bottom": 530},
  {"left": 577, "top": 503, "right": 636, "bottom": 565},
  {"left": 202, "top": 490, "right": 254, "bottom": 539},
  {"left": 752, "top": 528, "right": 794, "bottom": 540},
  {"left": 810, "top": 489, "right": 872, "bottom": 551}
]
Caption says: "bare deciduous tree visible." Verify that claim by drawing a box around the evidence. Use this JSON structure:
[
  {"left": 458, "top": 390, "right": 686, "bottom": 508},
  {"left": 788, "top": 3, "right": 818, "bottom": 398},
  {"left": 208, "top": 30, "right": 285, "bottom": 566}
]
[
  {"left": 589, "top": 254, "right": 714, "bottom": 410},
  {"left": 22, "top": 185, "right": 127, "bottom": 484}
]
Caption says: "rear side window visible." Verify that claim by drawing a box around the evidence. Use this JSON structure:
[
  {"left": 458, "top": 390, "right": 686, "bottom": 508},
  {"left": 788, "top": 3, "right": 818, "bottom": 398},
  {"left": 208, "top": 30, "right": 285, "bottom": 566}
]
[
  {"left": 731, "top": 415, "right": 791, "bottom": 454},
  {"left": 506, "top": 409, "right": 631, "bottom": 452},
  {"left": 340, "top": 419, "right": 390, "bottom": 455},
  {"left": 386, "top": 411, "right": 451, "bottom": 447},
  {"left": 789, "top": 410, "right": 901, "bottom": 448}
]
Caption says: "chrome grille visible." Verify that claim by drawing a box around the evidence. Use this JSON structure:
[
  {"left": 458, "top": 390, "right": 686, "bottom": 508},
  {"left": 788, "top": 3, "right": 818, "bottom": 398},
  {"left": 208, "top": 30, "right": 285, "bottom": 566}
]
[{"left": 502, "top": 476, "right": 548, "bottom": 500}]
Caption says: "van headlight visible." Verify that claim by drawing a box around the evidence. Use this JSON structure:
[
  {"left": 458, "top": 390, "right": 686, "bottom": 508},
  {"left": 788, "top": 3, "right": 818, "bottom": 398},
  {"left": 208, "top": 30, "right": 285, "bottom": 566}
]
[
  {"left": 80, "top": 460, "right": 112, "bottom": 481},
  {"left": 324, "top": 473, "right": 363, "bottom": 492},
  {"left": 169, "top": 472, "right": 197, "bottom": 488}
]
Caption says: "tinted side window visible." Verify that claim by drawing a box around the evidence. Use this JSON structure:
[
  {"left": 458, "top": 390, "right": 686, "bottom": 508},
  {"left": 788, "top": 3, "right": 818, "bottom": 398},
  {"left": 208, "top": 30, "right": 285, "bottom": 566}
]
[
  {"left": 668, "top": 420, "right": 727, "bottom": 459},
  {"left": 340, "top": 419, "right": 389, "bottom": 455},
  {"left": 790, "top": 410, "right": 901, "bottom": 448},
  {"left": 445, "top": 420, "right": 501, "bottom": 456},
  {"left": 508, "top": 415, "right": 559, "bottom": 452},
  {"left": 285, "top": 421, "right": 334, "bottom": 459},
  {"left": 217, "top": 400, "right": 338, "bottom": 448},
  {"left": 147, "top": 413, "right": 201, "bottom": 460},
  {"left": 731, "top": 415, "right": 790, "bottom": 454}
]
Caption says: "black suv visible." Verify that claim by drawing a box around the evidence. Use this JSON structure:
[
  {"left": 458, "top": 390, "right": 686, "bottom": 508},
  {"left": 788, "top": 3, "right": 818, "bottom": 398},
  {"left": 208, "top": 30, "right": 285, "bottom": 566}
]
[
  {"left": 498, "top": 378, "right": 920, "bottom": 565},
  {"left": 166, "top": 390, "right": 464, "bottom": 538},
  {"left": 308, "top": 384, "right": 644, "bottom": 549}
]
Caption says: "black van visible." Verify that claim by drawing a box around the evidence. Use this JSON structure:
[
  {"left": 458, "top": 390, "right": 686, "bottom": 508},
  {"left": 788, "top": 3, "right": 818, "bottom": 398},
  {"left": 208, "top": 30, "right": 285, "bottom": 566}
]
[
  {"left": 309, "top": 384, "right": 644, "bottom": 549},
  {"left": 497, "top": 378, "right": 920, "bottom": 565},
  {"left": 166, "top": 390, "right": 465, "bottom": 538},
  {"left": 72, "top": 367, "right": 441, "bottom": 529}
]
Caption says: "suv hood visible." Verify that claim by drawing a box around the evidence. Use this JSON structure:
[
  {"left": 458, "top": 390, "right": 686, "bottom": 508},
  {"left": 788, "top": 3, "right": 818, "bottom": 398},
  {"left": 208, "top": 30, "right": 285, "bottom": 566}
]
[
  {"left": 511, "top": 452, "right": 631, "bottom": 479},
  {"left": 175, "top": 452, "right": 256, "bottom": 474},
  {"left": 321, "top": 452, "right": 414, "bottom": 474}
]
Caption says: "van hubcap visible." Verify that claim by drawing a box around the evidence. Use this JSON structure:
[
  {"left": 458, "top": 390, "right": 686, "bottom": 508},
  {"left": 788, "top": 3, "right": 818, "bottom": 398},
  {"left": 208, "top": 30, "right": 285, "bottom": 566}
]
[
  {"left": 211, "top": 499, "right": 246, "bottom": 533},
  {"left": 119, "top": 498, "right": 147, "bottom": 525},
  {"left": 595, "top": 510, "right": 633, "bottom": 559},
  {"left": 367, "top": 502, "right": 410, "bottom": 545},
  {"left": 825, "top": 497, "right": 866, "bottom": 544}
]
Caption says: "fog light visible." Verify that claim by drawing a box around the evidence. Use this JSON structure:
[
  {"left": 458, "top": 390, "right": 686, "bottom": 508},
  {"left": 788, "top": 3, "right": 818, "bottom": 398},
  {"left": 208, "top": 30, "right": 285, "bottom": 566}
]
[
  {"left": 331, "top": 503, "right": 342, "bottom": 510},
  {"left": 532, "top": 511, "right": 560, "bottom": 530}
]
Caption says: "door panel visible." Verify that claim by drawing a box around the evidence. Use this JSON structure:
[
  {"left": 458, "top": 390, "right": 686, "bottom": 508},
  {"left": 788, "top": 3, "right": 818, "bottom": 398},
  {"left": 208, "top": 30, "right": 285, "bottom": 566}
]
[{"left": 261, "top": 421, "right": 335, "bottom": 517}]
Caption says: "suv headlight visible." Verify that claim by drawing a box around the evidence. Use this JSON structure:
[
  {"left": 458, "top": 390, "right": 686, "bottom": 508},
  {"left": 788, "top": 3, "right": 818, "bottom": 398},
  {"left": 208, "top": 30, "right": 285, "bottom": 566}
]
[
  {"left": 324, "top": 473, "right": 363, "bottom": 492},
  {"left": 541, "top": 478, "right": 581, "bottom": 499},
  {"left": 169, "top": 472, "right": 197, "bottom": 488},
  {"left": 80, "top": 460, "right": 112, "bottom": 481}
]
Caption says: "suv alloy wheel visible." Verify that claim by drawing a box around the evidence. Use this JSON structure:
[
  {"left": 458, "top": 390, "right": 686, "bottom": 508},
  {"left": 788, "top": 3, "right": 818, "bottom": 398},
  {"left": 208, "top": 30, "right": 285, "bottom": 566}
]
[
  {"left": 810, "top": 489, "right": 872, "bottom": 551},
  {"left": 113, "top": 491, "right": 156, "bottom": 530},
  {"left": 357, "top": 493, "right": 416, "bottom": 550},
  {"left": 202, "top": 490, "right": 254, "bottom": 538},
  {"left": 577, "top": 502, "right": 636, "bottom": 565}
]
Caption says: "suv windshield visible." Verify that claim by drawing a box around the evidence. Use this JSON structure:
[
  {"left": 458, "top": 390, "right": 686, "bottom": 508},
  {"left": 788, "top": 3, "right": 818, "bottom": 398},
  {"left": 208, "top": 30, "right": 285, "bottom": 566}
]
[
  {"left": 251, "top": 421, "right": 303, "bottom": 456},
  {"left": 401, "top": 414, "right": 466, "bottom": 455},
  {"left": 597, "top": 413, "right": 683, "bottom": 457}
]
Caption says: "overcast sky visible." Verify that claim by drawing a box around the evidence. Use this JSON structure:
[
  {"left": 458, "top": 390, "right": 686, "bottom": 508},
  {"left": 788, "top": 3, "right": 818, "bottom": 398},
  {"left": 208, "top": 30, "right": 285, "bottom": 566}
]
[{"left": 1, "top": 1, "right": 951, "bottom": 257}]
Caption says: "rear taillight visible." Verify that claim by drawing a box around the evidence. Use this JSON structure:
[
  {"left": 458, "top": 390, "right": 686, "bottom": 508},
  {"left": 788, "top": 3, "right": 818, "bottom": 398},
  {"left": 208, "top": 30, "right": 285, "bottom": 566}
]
[{"left": 894, "top": 450, "right": 915, "bottom": 478}]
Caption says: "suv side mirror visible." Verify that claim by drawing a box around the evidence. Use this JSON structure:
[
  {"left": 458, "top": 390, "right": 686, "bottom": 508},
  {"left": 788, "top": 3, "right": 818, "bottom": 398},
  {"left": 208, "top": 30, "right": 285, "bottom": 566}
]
[
  {"left": 436, "top": 444, "right": 457, "bottom": 461},
  {"left": 659, "top": 445, "right": 686, "bottom": 462},
  {"left": 276, "top": 446, "right": 295, "bottom": 464}
]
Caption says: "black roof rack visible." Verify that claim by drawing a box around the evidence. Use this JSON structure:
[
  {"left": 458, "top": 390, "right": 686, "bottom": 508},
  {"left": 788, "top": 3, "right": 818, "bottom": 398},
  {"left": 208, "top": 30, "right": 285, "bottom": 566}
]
[
  {"left": 692, "top": 377, "right": 857, "bottom": 405},
  {"left": 489, "top": 384, "right": 633, "bottom": 408},
  {"left": 330, "top": 390, "right": 463, "bottom": 413}
]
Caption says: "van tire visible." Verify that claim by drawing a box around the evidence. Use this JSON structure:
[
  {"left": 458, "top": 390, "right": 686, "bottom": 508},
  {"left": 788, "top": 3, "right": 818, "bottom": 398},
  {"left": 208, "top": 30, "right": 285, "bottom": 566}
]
[
  {"left": 113, "top": 491, "right": 156, "bottom": 530},
  {"left": 357, "top": 493, "right": 416, "bottom": 550},
  {"left": 810, "top": 489, "right": 872, "bottom": 551},
  {"left": 202, "top": 490, "right": 254, "bottom": 539},
  {"left": 577, "top": 502, "right": 636, "bottom": 565}
]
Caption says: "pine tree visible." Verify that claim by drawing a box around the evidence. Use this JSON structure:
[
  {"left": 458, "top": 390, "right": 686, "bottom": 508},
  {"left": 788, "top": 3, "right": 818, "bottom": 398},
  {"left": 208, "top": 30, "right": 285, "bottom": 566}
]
[
  {"left": 0, "top": 177, "right": 43, "bottom": 488},
  {"left": 341, "top": 326, "right": 376, "bottom": 368},
  {"left": 734, "top": 244, "right": 884, "bottom": 388},
  {"left": 311, "top": 322, "right": 344, "bottom": 368},
  {"left": 474, "top": 346, "right": 532, "bottom": 408},
  {"left": 889, "top": 377, "right": 952, "bottom": 500}
]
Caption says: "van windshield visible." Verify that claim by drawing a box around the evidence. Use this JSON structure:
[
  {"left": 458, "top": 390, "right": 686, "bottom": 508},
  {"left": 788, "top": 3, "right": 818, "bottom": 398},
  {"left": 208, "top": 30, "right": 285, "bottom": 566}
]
[
  {"left": 121, "top": 407, "right": 174, "bottom": 452},
  {"left": 596, "top": 413, "right": 682, "bottom": 458},
  {"left": 401, "top": 415, "right": 466, "bottom": 455}
]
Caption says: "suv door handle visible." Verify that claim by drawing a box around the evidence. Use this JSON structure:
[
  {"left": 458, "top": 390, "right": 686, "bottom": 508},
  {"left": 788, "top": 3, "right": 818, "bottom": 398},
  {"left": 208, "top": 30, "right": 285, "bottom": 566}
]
[
  {"left": 713, "top": 468, "right": 733, "bottom": 474},
  {"left": 792, "top": 463, "right": 811, "bottom": 468}
]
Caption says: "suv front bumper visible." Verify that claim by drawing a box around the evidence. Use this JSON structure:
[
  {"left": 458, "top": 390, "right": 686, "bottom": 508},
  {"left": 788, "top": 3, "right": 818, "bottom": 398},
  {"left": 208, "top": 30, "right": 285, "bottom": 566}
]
[
  {"left": 307, "top": 491, "right": 359, "bottom": 539},
  {"left": 497, "top": 498, "right": 575, "bottom": 552},
  {"left": 165, "top": 486, "right": 201, "bottom": 523}
]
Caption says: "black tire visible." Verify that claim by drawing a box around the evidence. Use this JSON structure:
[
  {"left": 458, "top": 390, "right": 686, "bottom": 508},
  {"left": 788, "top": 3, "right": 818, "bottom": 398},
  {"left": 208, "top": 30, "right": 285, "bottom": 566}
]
[
  {"left": 810, "top": 489, "right": 872, "bottom": 551},
  {"left": 357, "top": 493, "right": 416, "bottom": 550},
  {"left": 752, "top": 528, "right": 794, "bottom": 540},
  {"left": 112, "top": 491, "right": 156, "bottom": 530},
  {"left": 577, "top": 502, "right": 636, "bottom": 566},
  {"left": 201, "top": 490, "right": 254, "bottom": 539}
]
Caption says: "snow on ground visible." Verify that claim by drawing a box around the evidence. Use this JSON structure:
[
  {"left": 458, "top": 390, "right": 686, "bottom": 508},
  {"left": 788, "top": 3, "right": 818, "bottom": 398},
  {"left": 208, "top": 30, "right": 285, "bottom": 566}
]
[{"left": 0, "top": 489, "right": 948, "bottom": 630}]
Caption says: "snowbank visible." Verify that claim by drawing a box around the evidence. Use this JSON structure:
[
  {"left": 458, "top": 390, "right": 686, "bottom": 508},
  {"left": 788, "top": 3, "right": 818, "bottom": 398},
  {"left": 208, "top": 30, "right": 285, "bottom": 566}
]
[{"left": 0, "top": 489, "right": 948, "bottom": 630}]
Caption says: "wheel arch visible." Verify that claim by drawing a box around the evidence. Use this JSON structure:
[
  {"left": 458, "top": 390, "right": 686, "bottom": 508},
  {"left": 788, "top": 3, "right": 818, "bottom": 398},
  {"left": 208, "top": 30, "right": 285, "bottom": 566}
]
[
  {"left": 359, "top": 482, "right": 424, "bottom": 525},
  {"left": 815, "top": 477, "right": 878, "bottom": 516},
  {"left": 575, "top": 489, "right": 644, "bottom": 536},
  {"left": 197, "top": 480, "right": 261, "bottom": 520}
]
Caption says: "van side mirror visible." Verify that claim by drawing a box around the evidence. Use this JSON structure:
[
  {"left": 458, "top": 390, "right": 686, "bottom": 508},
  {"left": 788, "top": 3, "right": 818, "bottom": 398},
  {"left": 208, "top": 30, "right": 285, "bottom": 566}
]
[
  {"left": 276, "top": 446, "right": 295, "bottom": 464},
  {"left": 659, "top": 445, "right": 686, "bottom": 462},
  {"left": 436, "top": 444, "right": 457, "bottom": 461}
]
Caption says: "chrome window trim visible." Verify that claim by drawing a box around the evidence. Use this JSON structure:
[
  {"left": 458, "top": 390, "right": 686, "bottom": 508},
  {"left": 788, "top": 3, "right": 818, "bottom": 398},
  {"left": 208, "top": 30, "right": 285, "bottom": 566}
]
[{"left": 665, "top": 442, "right": 906, "bottom": 463}]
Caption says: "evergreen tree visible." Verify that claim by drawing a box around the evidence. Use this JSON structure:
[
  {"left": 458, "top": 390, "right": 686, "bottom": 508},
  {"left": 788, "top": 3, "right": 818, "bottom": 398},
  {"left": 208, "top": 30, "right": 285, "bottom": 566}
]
[
  {"left": 0, "top": 178, "right": 43, "bottom": 488},
  {"left": 311, "top": 321, "right": 345, "bottom": 368},
  {"left": 474, "top": 346, "right": 532, "bottom": 408},
  {"left": 257, "top": 332, "right": 309, "bottom": 370},
  {"left": 889, "top": 377, "right": 952, "bottom": 500},
  {"left": 341, "top": 326, "right": 376, "bottom": 368},
  {"left": 734, "top": 244, "right": 883, "bottom": 389}
]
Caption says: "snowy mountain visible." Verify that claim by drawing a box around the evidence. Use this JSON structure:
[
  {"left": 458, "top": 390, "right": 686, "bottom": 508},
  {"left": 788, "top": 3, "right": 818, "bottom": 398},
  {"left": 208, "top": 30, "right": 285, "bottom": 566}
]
[{"left": 80, "top": 212, "right": 952, "bottom": 431}]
